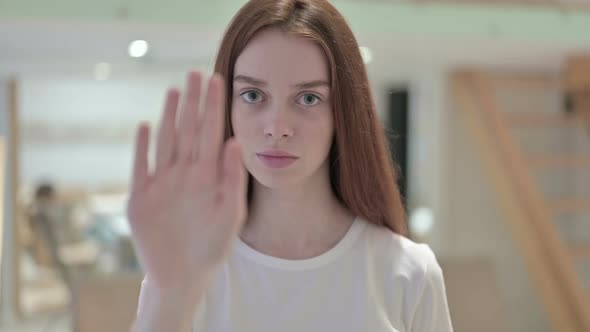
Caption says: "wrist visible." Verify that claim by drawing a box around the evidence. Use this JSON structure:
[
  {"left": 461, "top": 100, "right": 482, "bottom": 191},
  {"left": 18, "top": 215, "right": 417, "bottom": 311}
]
[
  {"left": 134, "top": 277, "right": 211, "bottom": 332},
  {"left": 145, "top": 273, "right": 212, "bottom": 309}
]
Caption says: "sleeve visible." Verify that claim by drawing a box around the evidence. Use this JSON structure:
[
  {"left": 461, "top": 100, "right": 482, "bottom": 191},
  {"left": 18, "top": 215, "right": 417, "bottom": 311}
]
[{"left": 408, "top": 245, "right": 454, "bottom": 332}]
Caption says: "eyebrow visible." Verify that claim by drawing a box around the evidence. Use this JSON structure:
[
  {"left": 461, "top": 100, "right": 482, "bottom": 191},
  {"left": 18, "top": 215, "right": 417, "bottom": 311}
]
[{"left": 233, "top": 74, "right": 329, "bottom": 89}]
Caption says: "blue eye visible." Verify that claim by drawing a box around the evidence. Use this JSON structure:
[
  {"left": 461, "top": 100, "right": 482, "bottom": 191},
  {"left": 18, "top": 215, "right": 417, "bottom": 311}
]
[
  {"left": 298, "top": 93, "right": 320, "bottom": 106},
  {"left": 240, "top": 90, "right": 263, "bottom": 104}
]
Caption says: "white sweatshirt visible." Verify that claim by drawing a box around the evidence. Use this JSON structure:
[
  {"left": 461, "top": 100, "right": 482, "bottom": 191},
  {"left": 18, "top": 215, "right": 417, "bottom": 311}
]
[{"left": 137, "top": 217, "right": 454, "bottom": 332}]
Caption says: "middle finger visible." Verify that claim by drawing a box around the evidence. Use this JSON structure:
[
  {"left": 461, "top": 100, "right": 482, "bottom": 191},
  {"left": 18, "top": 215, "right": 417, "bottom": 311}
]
[{"left": 177, "top": 71, "right": 203, "bottom": 163}]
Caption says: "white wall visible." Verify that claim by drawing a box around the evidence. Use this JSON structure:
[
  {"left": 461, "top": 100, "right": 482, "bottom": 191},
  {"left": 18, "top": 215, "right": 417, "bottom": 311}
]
[{"left": 19, "top": 77, "right": 180, "bottom": 190}]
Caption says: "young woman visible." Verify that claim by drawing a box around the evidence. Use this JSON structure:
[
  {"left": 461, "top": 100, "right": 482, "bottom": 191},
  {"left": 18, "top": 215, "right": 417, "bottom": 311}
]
[{"left": 130, "top": 0, "right": 453, "bottom": 331}]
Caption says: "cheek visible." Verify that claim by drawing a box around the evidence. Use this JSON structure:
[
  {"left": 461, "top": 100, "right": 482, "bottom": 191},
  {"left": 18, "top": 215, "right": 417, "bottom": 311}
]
[
  {"left": 303, "top": 113, "right": 334, "bottom": 148},
  {"left": 231, "top": 109, "right": 257, "bottom": 142}
]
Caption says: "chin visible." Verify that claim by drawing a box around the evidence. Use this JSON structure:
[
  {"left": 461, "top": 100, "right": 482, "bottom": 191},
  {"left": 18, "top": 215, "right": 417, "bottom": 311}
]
[{"left": 249, "top": 167, "right": 302, "bottom": 189}]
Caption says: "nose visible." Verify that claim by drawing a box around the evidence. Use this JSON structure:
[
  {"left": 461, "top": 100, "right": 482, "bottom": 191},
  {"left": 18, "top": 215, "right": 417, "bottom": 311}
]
[{"left": 263, "top": 109, "right": 294, "bottom": 139}]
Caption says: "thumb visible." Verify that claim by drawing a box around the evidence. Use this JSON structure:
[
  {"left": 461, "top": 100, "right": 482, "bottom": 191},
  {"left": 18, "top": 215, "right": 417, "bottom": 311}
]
[{"left": 220, "top": 139, "right": 248, "bottom": 228}]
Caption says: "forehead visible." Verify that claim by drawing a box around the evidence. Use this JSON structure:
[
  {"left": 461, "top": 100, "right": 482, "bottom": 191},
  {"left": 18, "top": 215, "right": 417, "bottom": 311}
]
[{"left": 234, "top": 28, "right": 330, "bottom": 84}]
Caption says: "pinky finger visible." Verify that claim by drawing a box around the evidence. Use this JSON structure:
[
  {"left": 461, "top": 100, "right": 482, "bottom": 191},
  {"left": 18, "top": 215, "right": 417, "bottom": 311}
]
[{"left": 131, "top": 123, "right": 151, "bottom": 194}]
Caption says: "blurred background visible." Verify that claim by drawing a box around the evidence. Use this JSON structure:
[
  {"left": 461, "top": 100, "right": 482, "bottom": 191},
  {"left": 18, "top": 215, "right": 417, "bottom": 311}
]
[{"left": 1, "top": 0, "right": 590, "bottom": 331}]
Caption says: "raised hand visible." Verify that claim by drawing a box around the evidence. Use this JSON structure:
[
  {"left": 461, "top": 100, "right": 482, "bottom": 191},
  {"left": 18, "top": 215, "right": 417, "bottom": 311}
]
[{"left": 127, "top": 71, "right": 247, "bottom": 295}]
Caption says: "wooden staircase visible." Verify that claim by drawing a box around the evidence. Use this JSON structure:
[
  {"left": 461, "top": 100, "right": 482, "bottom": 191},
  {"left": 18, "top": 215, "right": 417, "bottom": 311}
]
[{"left": 451, "top": 70, "right": 590, "bottom": 332}]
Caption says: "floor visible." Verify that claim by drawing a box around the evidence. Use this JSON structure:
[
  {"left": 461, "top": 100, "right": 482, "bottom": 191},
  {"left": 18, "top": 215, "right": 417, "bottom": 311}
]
[{"left": 0, "top": 312, "right": 70, "bottom": 332}]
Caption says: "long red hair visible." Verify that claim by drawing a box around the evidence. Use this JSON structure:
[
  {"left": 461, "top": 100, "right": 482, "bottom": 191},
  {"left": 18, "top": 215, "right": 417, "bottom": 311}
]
[{"left": 214, "top": 0, "right": 408, "bottom": 236}]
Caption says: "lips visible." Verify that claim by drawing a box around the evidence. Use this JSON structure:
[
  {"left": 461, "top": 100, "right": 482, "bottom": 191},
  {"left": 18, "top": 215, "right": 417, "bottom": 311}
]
[
  {"left": 257, "top": 149, "right": 297, "bottom": 158},
  {"left": 256, "top": 150, "right": 298, "bottom": 169}
]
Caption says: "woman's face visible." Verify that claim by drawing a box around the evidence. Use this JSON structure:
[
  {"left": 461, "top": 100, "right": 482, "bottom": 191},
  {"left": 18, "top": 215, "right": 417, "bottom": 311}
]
[{"left": 231, "top": 27, "right": 334, "bottom": 189}]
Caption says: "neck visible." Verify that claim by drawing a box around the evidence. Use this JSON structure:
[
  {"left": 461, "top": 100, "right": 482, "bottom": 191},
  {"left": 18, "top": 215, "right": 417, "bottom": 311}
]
[{"left": 240, "top": 162, "right": 355, "bottom": 259}]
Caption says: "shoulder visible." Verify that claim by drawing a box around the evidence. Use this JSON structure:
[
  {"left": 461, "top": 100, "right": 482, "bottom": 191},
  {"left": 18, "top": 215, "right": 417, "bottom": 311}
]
[
  {"left": 359, "top": 218, "right": 442, "bottom": 292},
  {"left": 359, "top": 218, "right": 450, "bottom": 327}
]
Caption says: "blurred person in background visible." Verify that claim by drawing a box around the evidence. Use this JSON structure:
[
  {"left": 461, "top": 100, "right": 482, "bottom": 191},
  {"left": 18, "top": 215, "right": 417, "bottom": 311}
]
[
  {"left": 130, "top": 0, "right": 453, "bottom": 331},
  {"left": 26, "top": 182, "right": 73, "bottom": 292}
]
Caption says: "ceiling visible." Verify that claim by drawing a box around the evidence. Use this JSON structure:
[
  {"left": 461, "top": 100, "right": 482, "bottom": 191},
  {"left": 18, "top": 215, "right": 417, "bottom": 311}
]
[{"left": 0, "top": 0, "right": 589, "bottom": 78}]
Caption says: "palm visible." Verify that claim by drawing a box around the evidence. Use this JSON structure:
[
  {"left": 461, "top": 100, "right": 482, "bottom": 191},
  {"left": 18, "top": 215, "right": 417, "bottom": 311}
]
[{"left": 127, "top": 72, "right": 247, "bottom": 291}]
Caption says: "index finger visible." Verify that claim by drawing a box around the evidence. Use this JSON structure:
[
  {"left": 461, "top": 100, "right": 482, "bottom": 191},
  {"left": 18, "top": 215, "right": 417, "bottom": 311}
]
[
  {"left": 197, "top": 74, "right": 226, "bottom": 175},
  {"left": 131, "top": 123, "right": 151, "bottom": 194}
]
